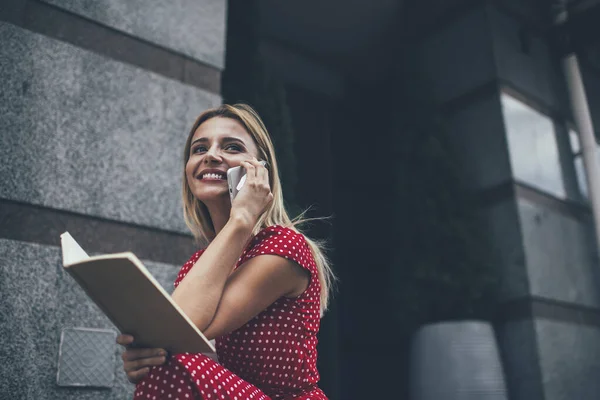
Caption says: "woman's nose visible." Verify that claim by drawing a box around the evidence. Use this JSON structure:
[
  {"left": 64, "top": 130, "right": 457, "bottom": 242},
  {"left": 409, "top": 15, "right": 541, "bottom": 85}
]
[{"left": 204, "top": 147, "right": 223, "bottom": 163}]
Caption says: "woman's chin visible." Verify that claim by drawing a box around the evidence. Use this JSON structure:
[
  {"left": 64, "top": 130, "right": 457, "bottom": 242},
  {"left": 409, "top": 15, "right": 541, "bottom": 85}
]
[{"left": 194, "top": 189, "right": 229, "bottom": 204}]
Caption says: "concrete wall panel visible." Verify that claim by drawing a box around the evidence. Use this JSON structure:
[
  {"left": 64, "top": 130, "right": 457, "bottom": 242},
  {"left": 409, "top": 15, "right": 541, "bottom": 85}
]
[
  {"left": 517, "top": 198, "right": 600, "bottom": 308},
  {"left": 42, "top": 0, "right": 227, "bottom": 69},
  {"left": 0, "top": 23, "right": 221, "bottom": 234},
  {"left": 535, "top": 319, "right": 600, "bottom": 400}
]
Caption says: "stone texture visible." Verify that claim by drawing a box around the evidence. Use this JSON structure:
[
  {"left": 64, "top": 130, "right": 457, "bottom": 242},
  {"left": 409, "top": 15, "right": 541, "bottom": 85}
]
[
  {"left": 0, "top": 23, "right": 221, "bottom": 234},
  {"left": 517, "top": 198, "right": 600, "bottom": 308},
  {"left": 534, "top": 318, "right": 600, "bottom": 400},
  {"left": 447, "top": 93, "right": 513, "bottom": 191},
  {"left": 0, "top": 238, "right": 180, "bottom": 399},
  {"left": 418, "top": 6, "right": 496, "bottom": 104},
  {"left": 41, "top": 0, "right": 227, "bottom": 69}
]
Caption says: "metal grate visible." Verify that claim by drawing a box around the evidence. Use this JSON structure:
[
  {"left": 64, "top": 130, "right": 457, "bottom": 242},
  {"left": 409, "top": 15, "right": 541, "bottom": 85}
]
[{"left": 57, "top": 327, "right": 117, "bottom": 387}]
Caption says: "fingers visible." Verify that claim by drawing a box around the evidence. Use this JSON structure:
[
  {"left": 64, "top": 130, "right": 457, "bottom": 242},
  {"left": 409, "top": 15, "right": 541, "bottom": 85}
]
[
  {"left": 241, "top": 159, "right": 257, "bottom": 179},
  {"left": 242, "top": 158, "right": 268, "bottom": 182},
  {"left": 233, "top": 159, "right": 272, "bottom": 217},
  {"left": 256, "top": 160, "right": 268, "bottom": 181},
  {"left": 121, "top": 347, "right": 167, "bottom": 362},
  {"left": 116, "top": 334, "right": 134, "bottom": 346},
  {"left": 121, "top": 349, "right": 167, "bottom": 384},
  {"left": 116, "top": 335, "right": 167, "bottom": 360},
  {"left": 116, "top": 336, "right": 167, "bottom": 384},
  {"left": 123, "top": 353, "right": 167, "bottom": 372},
  {"left": 126, "top": 367, "right": 150, "bottom": 384}
]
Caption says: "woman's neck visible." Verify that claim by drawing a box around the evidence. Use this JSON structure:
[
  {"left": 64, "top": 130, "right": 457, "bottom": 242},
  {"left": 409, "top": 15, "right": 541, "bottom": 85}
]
[{"left": 205, "top": 199, "right": 231, "bottom": 236}]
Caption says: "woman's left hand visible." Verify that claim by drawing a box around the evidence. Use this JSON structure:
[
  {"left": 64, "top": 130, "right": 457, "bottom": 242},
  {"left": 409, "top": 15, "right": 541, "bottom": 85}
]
[
  {"left": 116, "top": 334, "right": 167, "bottom": 384},
  {"left": 230, "top": 158, "right": 273, "bottom": 226}
]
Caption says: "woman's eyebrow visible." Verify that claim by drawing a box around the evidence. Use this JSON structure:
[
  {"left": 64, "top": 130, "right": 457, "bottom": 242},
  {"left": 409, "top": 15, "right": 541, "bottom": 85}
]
[
  {"left": 221, "top": 136, "right": 246, "bottom": 144},
  {"left": 190, "top": 137, "right": 208, "bottom": 146},
  {"left": 190, "top": 136, "right": 246, "bottom": 146}
]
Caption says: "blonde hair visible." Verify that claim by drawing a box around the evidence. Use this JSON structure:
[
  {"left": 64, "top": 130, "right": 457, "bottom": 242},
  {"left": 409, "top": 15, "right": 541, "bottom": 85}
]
[{"left": 182, "top": 104, "right": 335, "bottom": 315}]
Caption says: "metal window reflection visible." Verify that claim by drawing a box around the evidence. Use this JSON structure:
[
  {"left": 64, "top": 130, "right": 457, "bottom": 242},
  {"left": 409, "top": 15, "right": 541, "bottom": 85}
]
[{"left": 501, "top": 93, "right": 566, "bottom": 198}]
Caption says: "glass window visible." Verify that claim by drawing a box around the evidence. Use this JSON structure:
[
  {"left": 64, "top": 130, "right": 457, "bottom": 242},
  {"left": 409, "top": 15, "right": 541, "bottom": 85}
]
[{"left": 501, "top": 93, "right": 566, "bottom": 198}]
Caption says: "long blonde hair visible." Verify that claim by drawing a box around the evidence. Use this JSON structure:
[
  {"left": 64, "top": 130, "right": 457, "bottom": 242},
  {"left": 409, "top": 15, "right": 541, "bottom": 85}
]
[{"left": 182, "top": 104, "right": 335, "bottom": 315}]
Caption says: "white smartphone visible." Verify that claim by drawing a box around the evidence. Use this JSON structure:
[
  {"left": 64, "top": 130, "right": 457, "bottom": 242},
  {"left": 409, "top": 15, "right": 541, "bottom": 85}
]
[{"left": 227, "top": 161, "right": 267, "bottom": 202}]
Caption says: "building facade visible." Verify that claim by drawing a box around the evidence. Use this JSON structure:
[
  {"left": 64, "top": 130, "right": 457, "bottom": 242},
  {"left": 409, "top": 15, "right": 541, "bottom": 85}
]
[
  {"left": 1, "top": 0, "right": 600, "bottom": 399},
  {"left": 398, "top": 1, "right": 600, "bottom": 399}
]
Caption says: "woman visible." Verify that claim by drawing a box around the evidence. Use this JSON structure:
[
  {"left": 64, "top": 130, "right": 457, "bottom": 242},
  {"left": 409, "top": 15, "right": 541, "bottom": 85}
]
[{"left": 117, "top": 104, "right": 334, "bottom": 399}]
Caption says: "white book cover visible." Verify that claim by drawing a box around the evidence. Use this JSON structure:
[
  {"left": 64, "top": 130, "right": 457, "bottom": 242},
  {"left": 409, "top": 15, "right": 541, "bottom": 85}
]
[{"left": 59, "top": 232, "right": 216, "bottom": 354}]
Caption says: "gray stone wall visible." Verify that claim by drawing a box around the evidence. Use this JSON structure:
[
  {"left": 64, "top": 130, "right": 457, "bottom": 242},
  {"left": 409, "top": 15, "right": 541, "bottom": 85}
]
[
  {"left": 0, "top": 0, "right": 225, "bottom": 397},
  {"left": 0, "top": 23, "right": 220, "bottom": 233},
  {"left": 0, "top": 239, "right": 179, "bottom": 399},
  {"left": 42, "top": 0, "right": 227, "bottom": 69}
]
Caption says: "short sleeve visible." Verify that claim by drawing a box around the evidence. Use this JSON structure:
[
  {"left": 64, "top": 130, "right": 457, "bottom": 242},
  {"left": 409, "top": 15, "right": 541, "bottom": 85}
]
[
  {"left": 244, "top": 225, "right": 316, "bottom": 277},
  {"left": 174, "top": 249, "right": 205, "bottom": 288}
]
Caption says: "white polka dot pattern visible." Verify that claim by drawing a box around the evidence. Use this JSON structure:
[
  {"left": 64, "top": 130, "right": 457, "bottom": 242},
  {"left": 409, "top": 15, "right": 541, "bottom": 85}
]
[{"left": 134, "top": 226, "right": 327, "bottom": 400}]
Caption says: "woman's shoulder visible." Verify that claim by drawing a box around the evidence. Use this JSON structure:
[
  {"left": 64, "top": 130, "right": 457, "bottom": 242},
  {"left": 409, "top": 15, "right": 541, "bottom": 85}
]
[
  {"left": 246, "top": 225, "right": 314, "bottom": 269},
  {"left": 253, "top": 225, "right": 307, "bottom": 247}
]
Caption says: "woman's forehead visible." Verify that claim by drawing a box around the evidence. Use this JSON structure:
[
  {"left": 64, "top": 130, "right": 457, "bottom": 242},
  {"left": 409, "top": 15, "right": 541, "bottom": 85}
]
[{"left": 192, "top": 117, "right": 251, "bottom": 142}]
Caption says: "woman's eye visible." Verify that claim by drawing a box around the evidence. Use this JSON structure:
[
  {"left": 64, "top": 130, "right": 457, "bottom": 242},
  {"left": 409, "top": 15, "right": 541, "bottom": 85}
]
[
  {"left": 192, "top": 146, "right": 207, "bottom": 154},
  {"left": 224, "top": 144, "right": 242, "bottom": 152}
]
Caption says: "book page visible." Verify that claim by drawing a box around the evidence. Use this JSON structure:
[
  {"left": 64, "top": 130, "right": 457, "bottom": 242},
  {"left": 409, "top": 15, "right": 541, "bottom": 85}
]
[{"left": 60, "top": 232, "right": 90, "bottom": 266}]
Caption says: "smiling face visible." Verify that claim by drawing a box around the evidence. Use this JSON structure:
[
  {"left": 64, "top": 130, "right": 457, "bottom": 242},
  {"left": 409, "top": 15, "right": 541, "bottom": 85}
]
[{"left": 185, "top": 117, "right": 260, "bottom": 205}]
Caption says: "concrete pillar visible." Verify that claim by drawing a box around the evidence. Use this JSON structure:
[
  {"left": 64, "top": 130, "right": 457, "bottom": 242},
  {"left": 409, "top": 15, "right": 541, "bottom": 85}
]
[
  {"left": 0, "top": 0, "right": 225, "bottom": 397},
  {"left": 405, "top": 1, "right": 600, "bottom": 399}
]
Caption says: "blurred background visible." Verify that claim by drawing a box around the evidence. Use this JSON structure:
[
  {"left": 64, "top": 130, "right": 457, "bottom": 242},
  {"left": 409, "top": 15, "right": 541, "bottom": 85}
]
[{"left": 2, "top": 0, "right": 600, "bottom": 399}]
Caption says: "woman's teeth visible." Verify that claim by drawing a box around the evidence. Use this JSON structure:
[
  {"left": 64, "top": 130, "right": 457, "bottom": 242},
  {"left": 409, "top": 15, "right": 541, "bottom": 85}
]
[{"left": 202, "top": 173, "right": 224, "bottom": 180}]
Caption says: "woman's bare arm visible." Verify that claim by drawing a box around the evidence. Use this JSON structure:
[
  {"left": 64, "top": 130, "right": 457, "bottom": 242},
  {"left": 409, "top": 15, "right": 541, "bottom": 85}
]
[
  {"left": 171, "top": 215, "right": 254, "bottom": 331},
  {"left": 201, "top": 254, "right": 309, "bottom": 340}
]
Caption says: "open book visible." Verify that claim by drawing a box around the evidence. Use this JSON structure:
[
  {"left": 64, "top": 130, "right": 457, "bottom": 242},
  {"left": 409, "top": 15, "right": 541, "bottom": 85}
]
[{"left": 60, "top": 232, "right": 215, "bottom": 354}]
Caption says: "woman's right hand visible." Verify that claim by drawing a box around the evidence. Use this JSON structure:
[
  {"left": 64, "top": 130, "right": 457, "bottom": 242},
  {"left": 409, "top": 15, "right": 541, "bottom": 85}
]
[
  {"left": 230, "top": 158, "right": 273, "bottom": 226},
  {"left": 116, "top": 334, "right": 168, "bottom": 384}
]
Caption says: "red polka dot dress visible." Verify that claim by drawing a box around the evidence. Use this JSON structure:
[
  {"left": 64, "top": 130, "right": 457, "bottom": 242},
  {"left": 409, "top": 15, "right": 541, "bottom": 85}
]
[{"left": 134, "top": 225, "right": 327, "bottom": 400}]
